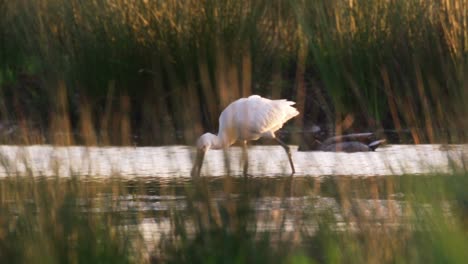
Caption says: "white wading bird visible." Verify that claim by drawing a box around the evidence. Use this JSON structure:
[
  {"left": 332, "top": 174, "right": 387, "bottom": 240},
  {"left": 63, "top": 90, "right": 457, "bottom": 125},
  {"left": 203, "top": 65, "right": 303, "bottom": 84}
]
[{"left": 191, "top": 95, "right": 299, "bottom": 177}]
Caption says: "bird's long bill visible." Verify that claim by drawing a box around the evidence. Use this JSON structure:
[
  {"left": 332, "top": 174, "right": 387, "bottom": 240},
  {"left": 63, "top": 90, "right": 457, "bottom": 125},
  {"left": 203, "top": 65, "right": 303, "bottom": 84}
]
[{"left": 191, "top": 149, "right": 206, "bottom": 177}]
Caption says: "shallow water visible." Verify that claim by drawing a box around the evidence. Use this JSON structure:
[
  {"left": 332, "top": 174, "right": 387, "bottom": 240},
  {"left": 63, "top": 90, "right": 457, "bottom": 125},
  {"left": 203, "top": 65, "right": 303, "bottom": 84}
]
[
  {"left": 76, "top": 175, "right": 410, "bottom": 248},
  {"left": 1, "top": 144, "right": 465, "bottom": 250},
  {"left": 1, "top": 143, "right": 465, "bottom": 255},
  {"left": 0, "top": 144, "right": 466, "bottom": 177},
  {"left": 100, "top": 175, "right": 427, "bottom": 249}
]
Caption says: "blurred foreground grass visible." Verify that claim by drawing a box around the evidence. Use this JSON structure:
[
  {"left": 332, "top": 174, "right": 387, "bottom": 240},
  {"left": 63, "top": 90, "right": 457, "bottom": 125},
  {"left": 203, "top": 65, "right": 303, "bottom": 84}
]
[{"left": 1, "top": 173, "right": 467, "bottom": 263}]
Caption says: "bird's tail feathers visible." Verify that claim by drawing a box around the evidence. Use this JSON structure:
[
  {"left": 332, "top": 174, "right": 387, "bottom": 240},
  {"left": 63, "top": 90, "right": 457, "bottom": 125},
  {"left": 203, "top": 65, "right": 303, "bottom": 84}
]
[{"left": 369, "top": 139, "right": 386, "bottom": 151}]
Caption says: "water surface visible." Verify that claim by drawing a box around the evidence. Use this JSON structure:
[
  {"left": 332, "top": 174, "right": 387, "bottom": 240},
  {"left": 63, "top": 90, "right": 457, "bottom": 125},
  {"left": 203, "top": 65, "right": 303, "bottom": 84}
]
[{"left": 0, "top": 144, "right": 466, "bottom": 177}]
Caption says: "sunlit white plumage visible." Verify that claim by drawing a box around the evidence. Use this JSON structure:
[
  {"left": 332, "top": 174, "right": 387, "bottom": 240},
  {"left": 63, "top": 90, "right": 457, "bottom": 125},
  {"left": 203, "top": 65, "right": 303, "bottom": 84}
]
[{"left": 192, "top": 95, "right": 299, "bottom": 176}]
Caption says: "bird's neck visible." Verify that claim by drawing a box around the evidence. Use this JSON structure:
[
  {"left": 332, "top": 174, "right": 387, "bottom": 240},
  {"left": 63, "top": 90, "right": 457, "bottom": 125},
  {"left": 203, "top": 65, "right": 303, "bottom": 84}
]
[
  {"left": 212, "top": 133, "right": 232, "bottom": 149},
  {"left": 207, "top": 134, "right": 223, "bottom": 149}
]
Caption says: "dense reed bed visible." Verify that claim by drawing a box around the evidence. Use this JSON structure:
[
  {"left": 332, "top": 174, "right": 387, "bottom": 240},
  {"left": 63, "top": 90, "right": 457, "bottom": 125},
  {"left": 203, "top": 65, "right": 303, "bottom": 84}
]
[{"left": 0, "top": 0, "right": 467, "bottom": 144}]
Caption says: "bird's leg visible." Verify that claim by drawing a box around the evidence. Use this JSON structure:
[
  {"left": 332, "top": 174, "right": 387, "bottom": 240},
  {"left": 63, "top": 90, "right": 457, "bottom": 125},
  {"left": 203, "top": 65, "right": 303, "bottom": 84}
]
[
  {"left": 242, "top": 140, "right": 249, "bottom": 176},
  {"left": 274, "top": 137, "right": 296, "bottom": 174},
  {"left": 191, "top": 149, "right": 206, "bottom": 177}
]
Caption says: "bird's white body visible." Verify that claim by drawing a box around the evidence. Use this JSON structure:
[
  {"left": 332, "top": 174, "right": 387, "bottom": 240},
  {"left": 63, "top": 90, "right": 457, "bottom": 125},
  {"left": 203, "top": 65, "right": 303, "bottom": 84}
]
[
  {"left": 193, "top": 95, "right": 299, "bottom": 176},
  {"left": 197, "top": 95, "right": 299, "bottom": 150}
]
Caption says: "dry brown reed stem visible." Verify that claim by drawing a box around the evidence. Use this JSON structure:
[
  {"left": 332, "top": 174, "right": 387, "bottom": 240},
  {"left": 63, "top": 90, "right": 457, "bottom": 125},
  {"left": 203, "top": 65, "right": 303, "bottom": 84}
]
[
  {"left": 120, "top": 95, "right": 132, "bottom": 146},
  {"left": 294, "top": 33, "right": 308, "bottom": 142},
  {"left": 216, "top": 44, "right": 231, "bottom": 109},
  {"left": 79, "top": 100, "right": 97, "bottom": 146},
  {"left": 385, "top": 177, "right": 397, "bottom": 223},
  {"left": 381, "top": 67, "right": 403, "bottom": 134},
  {"left": 241, "top": 48, "right": 252, "bottom": 98},
  {"left": 50, "top": 81, "right": 73, "bottom": 146},
  {"left": 197, "top": 57, "right": 218, "bottom": 134},
  {"left": 336, "top": 177, "right": 354, "bottom": 222},
  {"left": 415, "top": 63, "right": 435, "bottom": 143},
  {"left": 99, "top": 81, "right": 115, "bottom": 145},
  {"left": 183, "top": 71, "right": 203, "bottom": 144}
]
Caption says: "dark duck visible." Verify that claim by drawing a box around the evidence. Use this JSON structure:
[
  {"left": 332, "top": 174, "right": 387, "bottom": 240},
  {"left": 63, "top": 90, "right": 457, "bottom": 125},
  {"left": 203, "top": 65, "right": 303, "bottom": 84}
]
[{"left": 299, "top": 131, "right": 386, "bottom": 153}]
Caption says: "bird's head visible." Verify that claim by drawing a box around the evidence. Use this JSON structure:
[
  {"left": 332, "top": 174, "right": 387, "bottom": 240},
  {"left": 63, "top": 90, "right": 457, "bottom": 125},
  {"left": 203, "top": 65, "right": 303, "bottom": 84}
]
[
  {"left": 197, "top": 133, "right": 219, "bottom": 152},
  {"left": 192, "top": 133, "right": 219, "bottom": 177}
]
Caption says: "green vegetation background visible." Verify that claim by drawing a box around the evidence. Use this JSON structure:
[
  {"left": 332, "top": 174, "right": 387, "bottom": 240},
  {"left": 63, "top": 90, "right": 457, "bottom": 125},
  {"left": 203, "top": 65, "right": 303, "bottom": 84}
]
[{"left": 1, "top": 0, "right": 467, "bottom": 145}]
